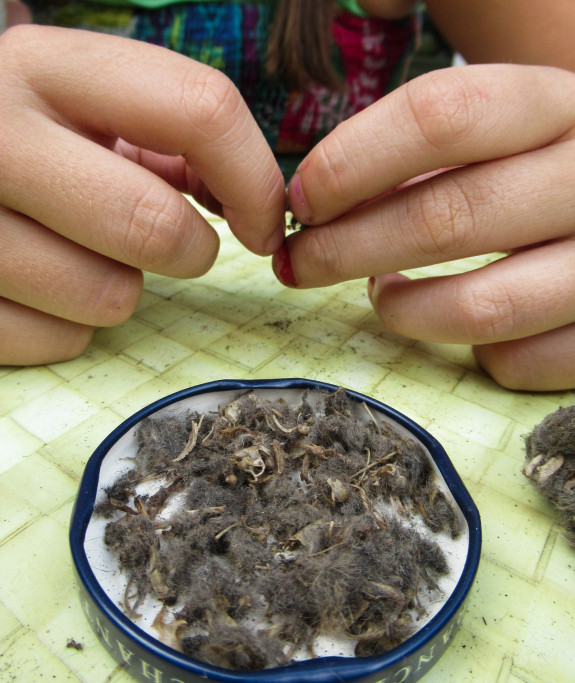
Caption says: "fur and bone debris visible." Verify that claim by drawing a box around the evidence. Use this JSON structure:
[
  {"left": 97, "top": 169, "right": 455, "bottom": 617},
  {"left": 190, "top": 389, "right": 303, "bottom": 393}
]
[
  {"left": 524, "top": 405, "right": 575, "bottom": 540},
  {"left": 96, "top": 387, "right": 460, "bottom": 670}
]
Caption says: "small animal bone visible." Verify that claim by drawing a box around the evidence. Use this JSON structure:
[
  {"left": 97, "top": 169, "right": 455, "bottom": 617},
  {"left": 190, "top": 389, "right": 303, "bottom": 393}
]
[
  {"left": 327, "top": 477, "right": 350, "bottom": 504},
  {"left": 231, "top": 445, "right": 266, "bottom": 480},
  {"left": 172, "top": 414, "right": 204, "bottom": 462}
]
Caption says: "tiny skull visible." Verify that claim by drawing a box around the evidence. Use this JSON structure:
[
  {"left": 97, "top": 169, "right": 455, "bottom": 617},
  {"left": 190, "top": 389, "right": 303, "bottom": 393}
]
[{"left": 232, "top": 445, "right": 266, "bottom": 481}]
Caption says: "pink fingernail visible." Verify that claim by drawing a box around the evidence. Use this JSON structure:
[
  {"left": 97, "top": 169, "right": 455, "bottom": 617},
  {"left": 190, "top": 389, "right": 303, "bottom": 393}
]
[
  {"left": 289, "top": 173, "right": 313, "bottom": 224},
  {"left": 272, "top": 242, "right": 297, "bottom": 288}
]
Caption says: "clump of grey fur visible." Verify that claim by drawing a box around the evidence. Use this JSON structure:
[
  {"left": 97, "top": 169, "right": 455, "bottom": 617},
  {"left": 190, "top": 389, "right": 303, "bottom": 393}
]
[
  {"left": 95, "top": 387, "right": 460, "bottom": 670},
  {"left": 524, "top": 405, "right": 575, "bottom": 540}
]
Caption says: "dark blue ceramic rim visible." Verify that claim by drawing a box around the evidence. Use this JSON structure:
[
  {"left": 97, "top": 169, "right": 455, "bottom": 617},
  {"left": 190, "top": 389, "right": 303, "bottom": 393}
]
[{"left": 70, "top": 378, "right": 481, "bottom": 683}]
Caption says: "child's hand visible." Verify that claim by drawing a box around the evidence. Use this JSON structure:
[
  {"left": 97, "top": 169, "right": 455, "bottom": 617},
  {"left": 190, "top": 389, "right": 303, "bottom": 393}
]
[
  {"left": 0, "top": 25, "right": 285, "bottom": 365},
  {"left": 279, "top": 64, "right": 575, "bottom": 390}
]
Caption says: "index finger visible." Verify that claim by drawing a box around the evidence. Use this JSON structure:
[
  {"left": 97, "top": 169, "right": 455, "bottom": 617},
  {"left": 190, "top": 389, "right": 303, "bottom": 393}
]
[
  {"left": 15, "top": 25, "right": 286, "bottom": 255},
  {"left": 288, "top": 64, "right": 575, "bottom": 225}
]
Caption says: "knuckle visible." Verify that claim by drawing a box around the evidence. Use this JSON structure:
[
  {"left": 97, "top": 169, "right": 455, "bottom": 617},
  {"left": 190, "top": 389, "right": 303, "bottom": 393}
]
[
  {"left": 125, "top": 186, "right": 187, "bottom": 271},
  {"left": 178, "top": 65, "right": 242, "bottom": 138},
  {"left": 0, "top": 24, "right": 48, "bottom": 78},
  {"left": 404, "top": 70, "right": 486, "bottom": 149},
  {"left": 454, "top": 282, "right": 517, "bottom": 343},
  {"left": 0, "top": 24, "right": 29, "bottom": 60},
  {"left": 0, "top": 27, "right": 28, "bottom": 89},
  {"left": 312, "top": 129, "right": 359, "bottom": 201},
  {"left": 406, "top": 180, "right": 476, "bottom": 258},
  {"left": 91, "top": 266, "right": 143, "bottom": 326},
  {"left": 302, "top": 226, "right": 348, "bottom": 283}
]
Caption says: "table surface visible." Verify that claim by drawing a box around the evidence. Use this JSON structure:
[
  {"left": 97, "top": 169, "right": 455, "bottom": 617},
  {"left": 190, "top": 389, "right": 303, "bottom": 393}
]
[{"left": 1, "top": 205, "right": 574, "bottom": 683}]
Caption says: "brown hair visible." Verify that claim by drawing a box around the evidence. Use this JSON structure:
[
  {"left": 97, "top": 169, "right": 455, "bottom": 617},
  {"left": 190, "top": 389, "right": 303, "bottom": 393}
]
[{"left": 266, "top": 0, "right": 342, "bottom": 92}]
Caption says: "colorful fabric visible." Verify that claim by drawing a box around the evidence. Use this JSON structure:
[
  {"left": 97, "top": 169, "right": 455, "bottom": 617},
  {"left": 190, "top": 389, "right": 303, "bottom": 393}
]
[
  {"left": 37, "top": 0, "right": 369, "bottom": 17},
  {"left": 27, "top": 1, "right": 418, "bottom": 178}
]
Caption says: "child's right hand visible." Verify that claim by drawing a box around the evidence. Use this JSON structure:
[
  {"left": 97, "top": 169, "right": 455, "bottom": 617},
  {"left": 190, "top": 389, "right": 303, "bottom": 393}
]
[{"left": 0, "top": 25, "right": 286, "bottom": 365}]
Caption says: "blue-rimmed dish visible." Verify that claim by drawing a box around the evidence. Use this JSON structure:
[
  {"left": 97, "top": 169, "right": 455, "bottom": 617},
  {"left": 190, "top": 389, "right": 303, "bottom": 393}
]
[{"left": 70, "top": 378, "right": 481, "bottom": 683}]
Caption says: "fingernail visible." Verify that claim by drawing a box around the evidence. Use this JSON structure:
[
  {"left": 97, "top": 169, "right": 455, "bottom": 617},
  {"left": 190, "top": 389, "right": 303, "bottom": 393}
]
[
  {"left": 272, "top": 242, "right": 297, "bottom": 287},
  {"left": 367, "top": 275, "right": 383, "bottom": 305},
  {"left": 367, "top": 276, "right": 376, "bottom": 298},
  {"left": 264, "top": 224, "right": 286, "bottom": 255},
  {"left": 289, "top": 172, "right": 313, "bottom": 224},
  {"left": 368, "top": 273, "right": 406, "bottom": 303}
]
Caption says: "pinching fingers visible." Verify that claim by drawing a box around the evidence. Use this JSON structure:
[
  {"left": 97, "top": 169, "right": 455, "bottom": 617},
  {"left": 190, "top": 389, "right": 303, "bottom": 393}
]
[{"left": 288, "top": 64, "right": 575, "bottom": 227}]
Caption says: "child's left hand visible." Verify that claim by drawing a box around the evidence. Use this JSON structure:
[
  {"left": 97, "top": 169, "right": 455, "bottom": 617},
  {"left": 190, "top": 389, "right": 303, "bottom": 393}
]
[{"left": 277, "top": 64, "right": 575, "bottom": 391}]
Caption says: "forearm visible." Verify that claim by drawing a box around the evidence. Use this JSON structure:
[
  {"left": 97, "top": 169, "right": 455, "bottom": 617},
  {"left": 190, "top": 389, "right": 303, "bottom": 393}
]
[{"left": 424, "top": 0, "right": 575, "bottom": 71}]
